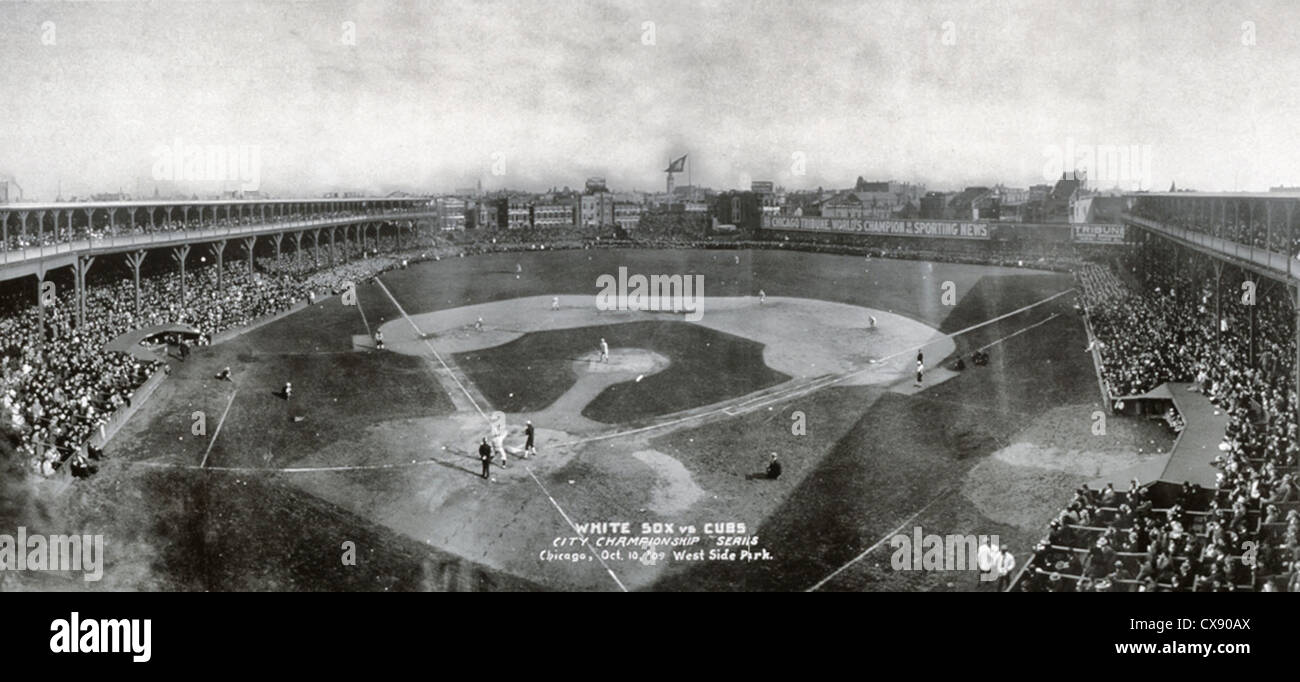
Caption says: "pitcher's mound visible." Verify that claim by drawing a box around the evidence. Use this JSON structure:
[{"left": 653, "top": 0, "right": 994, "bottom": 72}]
[{"left": 577, "top": 348, "right": 670, "bottom": 376}]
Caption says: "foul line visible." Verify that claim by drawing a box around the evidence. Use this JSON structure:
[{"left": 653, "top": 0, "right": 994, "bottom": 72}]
[
  {"left": 131, "top": 459, "right": 434, "bottom": 473},
  {"left": 199, "top": 389, "right": 238, "bottom": 469},
  {"left": 374, "top": 275, "right": 625, "bottom": 591},
  {"left": 525, "top": 468, "right": 628, "bottom": 592},
  {"left": 806, "top": 484, "right": 958, "bottom": 592},
  {"left": 975, "top": 312, "right": 1061, "bottom": 352},
  {"left": 374, "top": 277, "right": 486, "bottom": 420}
]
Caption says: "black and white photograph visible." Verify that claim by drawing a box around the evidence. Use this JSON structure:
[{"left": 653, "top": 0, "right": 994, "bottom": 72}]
[{"left": 0, "top": 0, "right": 1295, "bottom": 665}]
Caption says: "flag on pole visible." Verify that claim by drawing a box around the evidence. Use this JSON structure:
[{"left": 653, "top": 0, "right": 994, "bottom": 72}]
[{"left": 664, "top": 154, "right": 687, "bottom": 173}]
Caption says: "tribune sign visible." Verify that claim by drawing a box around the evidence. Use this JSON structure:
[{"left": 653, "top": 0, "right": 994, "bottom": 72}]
[
  {"left": 1071, "top": 223, "right": 1127, "bottom": 244},
  {"left": 763, "top": 215, "right": 990, "bottom": 239}
]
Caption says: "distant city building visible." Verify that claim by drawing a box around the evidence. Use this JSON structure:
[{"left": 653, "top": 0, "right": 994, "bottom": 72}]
[
  {"left": 714, "top": 191, "right": 762, "bottom": 231},
  {"left": 1044, "top": 172, "right": 1084, "bottom": 223},
  {"left": 532, "top": 200, "right": 576, "bottom": 229},
  {"left": 822, "top": 180, "right": 925, "bottom": 219},
  {"left": 822, "top": 191, "right": 892, "bottom": 219},
  {"left": 946, "top": 187, "right": 997, "bottom": 220},
  {"left": 919, "top": 191, "right": 952, "bottom": 219},
  {"left": 585, "top": 177, "right": 608, "bottom": 193},
  {"left": 477, "top": 200, "right": 499, "bottom": 229},
  {"left": 494, "top": 198, "right": 531, "bottom": 230},
  {"left": 752, "top": 182, "right": 781, "bottom": 215},
  {"left": 613, "top": 202, "right": 643, "bottom": 230},
  {"left": 580, "top": 192, "right": 614, "bottom": 228},
  {"left": 991, "top": 184, "right": 1029, "bottom": 206},
  {"left": 853, "top": 178, "right": 925, "bottom": 205},
  {"left": 437, "top": 197, "right": 467, "bottom": 230},
  {"left": 610, "top": 191, "right": 646, "bottom": 205},
  {"left": 1028, "top": 184, "right": 1052, "bottom": 203},
  {"left": 507, "top": 204, "right": 530, "bottom": 229},
  {"left": 782, "top": 189, "right": 825, "bottom": 217}
]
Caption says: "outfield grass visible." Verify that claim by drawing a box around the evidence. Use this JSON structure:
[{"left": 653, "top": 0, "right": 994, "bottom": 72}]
[{"left": 373, "top": 248, "right": 1071, "bottom": 329}]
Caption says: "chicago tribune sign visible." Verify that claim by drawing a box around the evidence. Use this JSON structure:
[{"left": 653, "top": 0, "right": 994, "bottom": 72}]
[
  {"left": 764, "top": 215, "right": 991, "bottom": 239},
  {"left": 1071, "top": 223, "right": 1127, "bottom": 244}
]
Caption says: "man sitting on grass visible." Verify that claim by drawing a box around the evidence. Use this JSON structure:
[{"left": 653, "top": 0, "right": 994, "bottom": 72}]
[{"left": 766, "top": 453, "right": 782, "bottom": 480}]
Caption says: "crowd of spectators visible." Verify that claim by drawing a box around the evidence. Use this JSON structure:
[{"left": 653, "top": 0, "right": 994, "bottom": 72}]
[
  {"left": 1, "top": 283, "right": 165, "bottom": 476},
  {"left": 1130, "top": 197, "right": 1300, "bottom": 258},
  {"left": 1018, "top": 243, "right": 1300, "bottom": 591}
]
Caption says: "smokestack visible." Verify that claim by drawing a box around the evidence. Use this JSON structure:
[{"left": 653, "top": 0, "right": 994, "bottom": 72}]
[{"left": 0, "top": 172, "right": 21, "bottom": 203}]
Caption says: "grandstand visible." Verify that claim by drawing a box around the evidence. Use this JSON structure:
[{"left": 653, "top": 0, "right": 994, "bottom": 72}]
[
  {"left": 0, "top": 197, "right": 437, "bottom": 476},
  {"left": 1013, "top": 192, "right": 1300, "bottom": 592}
]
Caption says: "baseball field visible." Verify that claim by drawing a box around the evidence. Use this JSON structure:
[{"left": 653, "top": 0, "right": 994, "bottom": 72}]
[{"left": 11, "top": 247, "right": 1175, "bottom": 591}]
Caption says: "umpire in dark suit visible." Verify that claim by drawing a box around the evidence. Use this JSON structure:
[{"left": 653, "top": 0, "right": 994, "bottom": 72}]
[{"left": 478, "top": 438, "right": 492, "bottom": 479}]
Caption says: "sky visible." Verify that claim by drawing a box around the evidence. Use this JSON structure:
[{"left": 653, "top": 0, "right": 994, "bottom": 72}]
[{"left": 1, "top": 0, "right": 1298, "bottom": 200}]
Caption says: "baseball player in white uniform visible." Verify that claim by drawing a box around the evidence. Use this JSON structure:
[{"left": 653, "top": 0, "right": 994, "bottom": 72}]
[
  {"left": 600, "top": 337, "right": 609, "bottom": 362},
  {"left": 492, "top": 424, "right": 509, "bottom": 466}
]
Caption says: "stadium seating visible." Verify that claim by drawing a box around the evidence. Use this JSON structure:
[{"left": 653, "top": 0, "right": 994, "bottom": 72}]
[{"left": 1019, "top": 242, "right": 1300, "bottom": 592}]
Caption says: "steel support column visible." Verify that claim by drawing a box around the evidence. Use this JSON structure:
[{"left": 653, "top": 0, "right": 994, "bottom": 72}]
[
  {"left": 126, "top": 250, "right": 147, "bottom": 318},
  {"left": 242, "top": 236, "right": 256, "bottom": 275},
  {"left": 210, "top": 241, "right": 227, "bottom": 289},
  {"left": 75, "top": 255, "right": 95, "bottom": 329},
  {"left": 172, "top": 245, "right": 191, "bottom": 308},
  {"left": 34, "top": 265, "right": 47, "bottom": 347}
]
